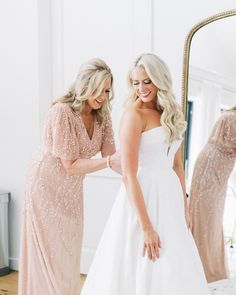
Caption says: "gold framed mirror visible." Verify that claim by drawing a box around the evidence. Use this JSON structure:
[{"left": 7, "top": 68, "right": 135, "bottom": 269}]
[
  {"left": 182, "top": 8, "right": 236, "bottom": 173},
  {"left": 181, "top": 9, "right": 236, "bottom": 282},
  {"left": 182, "top": 9, "right": 236, "bottom": 115}
]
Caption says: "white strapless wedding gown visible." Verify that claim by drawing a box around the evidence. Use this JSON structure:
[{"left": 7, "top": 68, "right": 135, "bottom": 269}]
[{"left": 81, "top": 127, "right": 210, "bottom": 295}]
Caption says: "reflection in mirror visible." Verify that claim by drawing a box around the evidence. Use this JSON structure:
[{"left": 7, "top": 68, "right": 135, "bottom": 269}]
[
  {"left": 185, "top": 16, "right": 236, "bottom": 181},
  {"left": 183, "top": 11, "right": 236, "bottom": 285}
]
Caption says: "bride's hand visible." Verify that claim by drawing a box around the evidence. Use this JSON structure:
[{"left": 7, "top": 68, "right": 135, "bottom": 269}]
[
  {"left": 142, "top": 228, "right": 161, "bottom": 261},
  {"left": 185, "top": 207, "right": 192, "bottom": 230}
]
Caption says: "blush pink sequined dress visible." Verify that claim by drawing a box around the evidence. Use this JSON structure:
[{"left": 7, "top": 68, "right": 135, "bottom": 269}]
[
  {"left": 189, "top": 111, "right": 236, "bottom": 283},
  {"left": 18, "top": 103, "right": 115, "bottom": 295}
]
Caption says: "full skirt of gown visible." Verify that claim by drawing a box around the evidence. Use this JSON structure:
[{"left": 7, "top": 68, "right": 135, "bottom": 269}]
[{"left": 81, "top": 127, "right": 209, "bottom": 295}]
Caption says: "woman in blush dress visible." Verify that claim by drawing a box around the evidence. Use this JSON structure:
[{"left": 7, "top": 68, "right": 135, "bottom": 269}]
[
  {"left": 18, "top": 58, "right": 120, "bottom": 295},
  {"left": 189, "top": 107, "right": 236, "bottom": 283},
  {"left": 81, "top": 53, "right": 209, "bottom": 295}
]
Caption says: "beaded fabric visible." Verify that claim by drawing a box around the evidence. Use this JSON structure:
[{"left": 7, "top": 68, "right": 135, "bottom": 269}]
[
  {"left": 18, "top": 103, "right": 115, "bottom": 295},
  {"left": 189, "top": 111, "right": 236, "bottom": 283}
]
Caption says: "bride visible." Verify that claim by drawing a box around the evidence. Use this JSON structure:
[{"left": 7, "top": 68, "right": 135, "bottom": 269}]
[{"left": 81, "top": 53, "right": 210, "bottom": 295}]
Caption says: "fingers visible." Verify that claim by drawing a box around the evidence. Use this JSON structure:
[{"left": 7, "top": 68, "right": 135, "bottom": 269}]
[
  {"left": 155, "top": 243, "right": 160, "bottom": 259},
  {"left": 142, "top": 245, "right": 146, "bottom": 257},
  {"left": 143, "top": 244, "right": 153, "bottom": 260},
  {"left": 143, "top": 242, "right": 160, "bottom": 261},
  {"left": 150, "top": 243, "right": 159, "bottom": 261},
  {"left": 142, "top": 244, "right": 152, "bottom": 260},
  {"left": 152, "top": 244, "right": 159, "bottom": 261},
  {"left": 158, "top": 237, "right": 162, "bottom": 249},
  {"left": 147, "top": 244, "right": 153, "bottom": 260}
]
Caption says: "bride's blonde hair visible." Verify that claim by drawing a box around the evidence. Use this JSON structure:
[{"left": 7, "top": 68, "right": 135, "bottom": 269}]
[
  {"left": 52, "top": 58, "right": 113, "bottom": 124},
  {"left": 126, "top": 53, "right": 186, "bottom": 144}
]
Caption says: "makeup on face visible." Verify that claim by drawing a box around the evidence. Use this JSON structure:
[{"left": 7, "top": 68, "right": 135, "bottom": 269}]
[
  {"left": 131, "top": 67, "right": 158, "bottom": 103},
  {"left": 88, "top": 78, "right": 112, "bottom": 110}
]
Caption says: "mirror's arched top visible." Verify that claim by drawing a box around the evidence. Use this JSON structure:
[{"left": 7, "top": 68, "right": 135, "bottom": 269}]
[{"left": 181, "top": 9, "right": 236, "bottom": 116}]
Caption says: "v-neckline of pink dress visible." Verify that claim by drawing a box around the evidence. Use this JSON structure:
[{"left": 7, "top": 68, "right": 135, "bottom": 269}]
[{"left": 78, "top": 113, "right": 97, "bottom": 142}]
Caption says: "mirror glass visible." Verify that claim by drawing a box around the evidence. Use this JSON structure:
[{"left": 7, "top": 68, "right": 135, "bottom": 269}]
[
  {"left": 185, "top": 16, "right": 236, "bottom": 180},
  {"left": 184, "top": 14, "right": 236, "bottom": 280}
]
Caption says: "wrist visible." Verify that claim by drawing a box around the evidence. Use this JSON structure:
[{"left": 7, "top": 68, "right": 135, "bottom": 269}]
[{"left": 142, "top": 225, "right": 154, "bottom": 233}]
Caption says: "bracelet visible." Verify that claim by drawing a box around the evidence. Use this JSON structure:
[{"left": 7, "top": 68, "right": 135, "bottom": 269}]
[{"left": 106, "top": 155, "right": 111, "bottom": 168}]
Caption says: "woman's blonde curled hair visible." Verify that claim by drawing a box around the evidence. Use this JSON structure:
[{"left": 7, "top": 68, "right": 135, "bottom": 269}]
[
  {"left": 126, "top": 53, "right": 186, "bottom": 144},
  {"left": 53, "top": 58, "right": 114, "bottom": 124},
  {"left": 228, "top": 105, "right": 236, "bottom": 113}
]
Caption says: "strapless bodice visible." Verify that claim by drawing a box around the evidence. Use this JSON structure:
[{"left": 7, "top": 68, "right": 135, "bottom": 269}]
[{"left": 138, "top": 127, "right": 182, "bottom": 170}]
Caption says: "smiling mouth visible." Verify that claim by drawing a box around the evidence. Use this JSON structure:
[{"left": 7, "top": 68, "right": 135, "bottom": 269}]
[
  {"left": 95, "top": 99, "right": 103, "bottom": 104},
  {"left": 139, "top": 91, "right": 151, "bottom": 98}
]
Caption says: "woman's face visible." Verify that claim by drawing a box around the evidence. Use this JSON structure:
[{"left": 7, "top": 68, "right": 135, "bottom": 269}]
[
  {"left": 87, "top": 77, "right": 112, "bottom": 110},
  {"left": 131, "top": 66, "right": 158, "bottom": 103}
]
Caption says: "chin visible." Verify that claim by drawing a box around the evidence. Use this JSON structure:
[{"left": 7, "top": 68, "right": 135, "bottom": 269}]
[
  {"left": 92, "top": 104, "right": 102, "bottom": 110},
  {"left": 140, "top": 95, "right": 156, "bottom": 103}
]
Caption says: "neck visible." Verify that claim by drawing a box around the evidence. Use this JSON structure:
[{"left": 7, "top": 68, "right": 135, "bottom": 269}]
[
  {"left": 81, "top": 102, "right": 93, "bottom": 116},
  {"left": 138, "top": 98, "right": 157, "bottom": 111}
]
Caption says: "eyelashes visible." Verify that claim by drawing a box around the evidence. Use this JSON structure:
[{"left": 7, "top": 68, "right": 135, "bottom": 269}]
[{"left": 133, "top": 79, "right": 152, "bottom": 86}]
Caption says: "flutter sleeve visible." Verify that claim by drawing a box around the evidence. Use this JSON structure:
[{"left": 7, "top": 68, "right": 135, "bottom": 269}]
[
  {"left": 210, "top": 112, "right": 236, "bottom": 150},
  {"left": 43, "top": 103, "right": 79, "bottom": 160},
  {"left": 223, "top": 112, "right": 236, "bottom": 149},
  {"left": 101, "top": 113, "right": 116, "bottom": 157}
]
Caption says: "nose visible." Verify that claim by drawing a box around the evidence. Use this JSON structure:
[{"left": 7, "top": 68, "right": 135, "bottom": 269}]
[
  {"left": 99, "top": 90, "right": 109, "bottom": 101},
  {"left": 138, "top": 82, "right": 147, "bottom": 92}
]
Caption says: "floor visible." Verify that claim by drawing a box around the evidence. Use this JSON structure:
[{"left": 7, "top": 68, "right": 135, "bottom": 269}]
[
  {"left": 0, "top": 273, "right": 86, "bottom": 295},
  {"left": 0, "top": 272, "right": 17, "bottom": 295}
]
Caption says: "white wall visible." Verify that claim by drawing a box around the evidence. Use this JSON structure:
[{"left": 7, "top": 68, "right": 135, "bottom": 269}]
[
  {"left": 0, "top": 0, "right": 236, "bottom": 271},
  {"left": 153, "top": 0, "right": 236, "bottom": 99},
  {"left": 0, "top": 0, "right": 39, "bottom": 269}
]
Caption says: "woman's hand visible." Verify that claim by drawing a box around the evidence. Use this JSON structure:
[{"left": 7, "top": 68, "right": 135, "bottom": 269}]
[
  {"left": 110, "top": 151, "right": 122, "bottom": 174},
  {"left": 185, "top": 207, "right": 192, "bottom": 230},
  {"left": 143, "top": 228, "right": 161, "bottom": 261}
]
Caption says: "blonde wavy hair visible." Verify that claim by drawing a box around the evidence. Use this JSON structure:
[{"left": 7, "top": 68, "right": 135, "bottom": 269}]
[
  {"left": 126, "top": 53, "right": 186, "bottom": 144},
  {"left": 53, "top": 58, "right": 113, "bottom": 124},
  {"left": 228, "top": 105, "right": 236, "bottom": 113}
]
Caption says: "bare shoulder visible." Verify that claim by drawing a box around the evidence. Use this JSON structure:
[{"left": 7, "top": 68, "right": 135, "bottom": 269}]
[
  {"left": 122, "top": 106, "right": 142, "bottom": 120},
  {"left": 120, "top": 106, "right": 143, "bottom": 132}
]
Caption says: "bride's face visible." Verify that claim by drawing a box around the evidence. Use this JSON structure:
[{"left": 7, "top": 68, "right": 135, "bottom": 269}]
[{"left": 131, "top": 66, "right": 158, "bottom": 103}]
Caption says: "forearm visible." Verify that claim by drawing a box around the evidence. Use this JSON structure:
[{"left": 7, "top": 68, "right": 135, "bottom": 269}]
[
  {"left": 123, "top": 175, "right": 153, "bottom": 232},
  {"left": 68, "top": 158, "right": 107, "bottom": 175}
]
